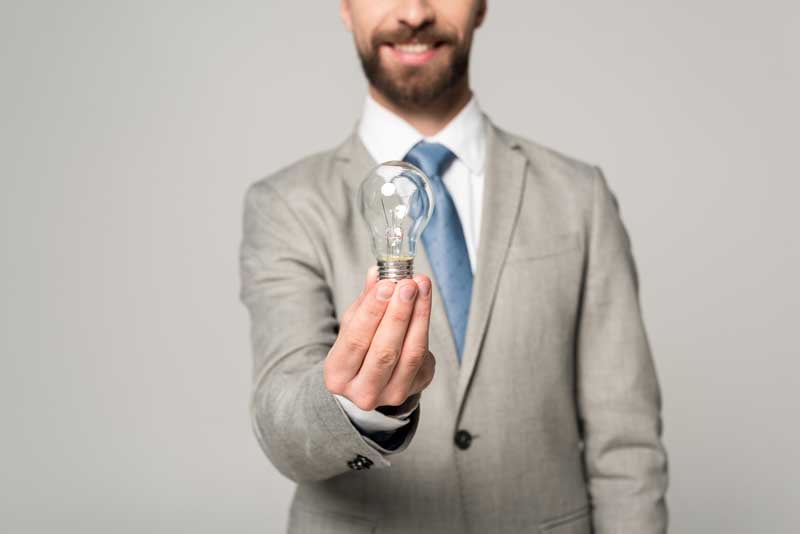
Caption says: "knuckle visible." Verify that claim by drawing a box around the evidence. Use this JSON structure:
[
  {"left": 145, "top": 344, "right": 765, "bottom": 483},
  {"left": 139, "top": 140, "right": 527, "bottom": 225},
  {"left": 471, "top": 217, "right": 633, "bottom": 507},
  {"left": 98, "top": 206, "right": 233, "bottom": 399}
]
[
  {"left": 384, "top": 389, "right": 408, "bottom": 407},
  {"left": 372, "top": 347, "right": 399, "bottom": 369},
  {"left": 365, "top": 300, "right": 386, "bottom": 320},
  {"left": 414, "top": 301, "right": 431, "bottom": 319},
  {"left": 387, "top": 307, "right": 410, "bottom": 323},
  {"left": 344, "top": 335, "right": 370, "bottom": 355},
  {"left": 403, "top": 345, "right": 428, "bottom": 366},
  {"left": 352, "top": 392, "right": 378, "bottom": 411},
  {"left": 324, "top": 373, "right": 346, "bottom": 395},
  {"left": 401, "top": 354, "right": 425, "bottom": 375},
  {"left": 346, "top": 381, "right": 381, "bottom": 411},
  {"left": 414, "top": 310, "right": 430, "bottom": 325}
]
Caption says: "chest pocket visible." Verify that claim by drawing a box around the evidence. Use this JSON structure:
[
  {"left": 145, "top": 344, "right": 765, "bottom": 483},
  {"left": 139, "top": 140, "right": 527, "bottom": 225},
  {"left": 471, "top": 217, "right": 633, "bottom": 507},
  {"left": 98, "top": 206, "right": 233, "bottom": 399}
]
[{"left": 505, "top": 231, "right": 581, "bottom": 264}]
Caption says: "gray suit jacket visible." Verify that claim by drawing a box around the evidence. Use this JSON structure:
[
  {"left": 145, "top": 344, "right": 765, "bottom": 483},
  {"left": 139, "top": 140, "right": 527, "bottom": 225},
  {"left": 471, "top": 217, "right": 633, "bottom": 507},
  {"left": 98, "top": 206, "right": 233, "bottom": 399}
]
[{"left": 239, "top": 121, "right": 669, "bottom": 533}]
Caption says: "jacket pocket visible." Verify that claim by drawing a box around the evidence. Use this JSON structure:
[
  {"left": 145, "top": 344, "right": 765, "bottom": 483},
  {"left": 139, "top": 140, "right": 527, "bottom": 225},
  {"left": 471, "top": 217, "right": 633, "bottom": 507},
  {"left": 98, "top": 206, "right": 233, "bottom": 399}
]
[
  {"left": 505, "top": 231, "right": 581, "bottom": 263},
  {"left": 538, "top": 505, "right": 591, "bottom": 532}
]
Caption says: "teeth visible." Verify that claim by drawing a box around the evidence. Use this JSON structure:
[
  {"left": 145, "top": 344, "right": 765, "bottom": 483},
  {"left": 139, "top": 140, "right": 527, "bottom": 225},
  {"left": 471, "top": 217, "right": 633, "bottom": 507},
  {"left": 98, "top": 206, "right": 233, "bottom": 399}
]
[{"left": 395, "top": 43, "right": 431, "bottom": 54}]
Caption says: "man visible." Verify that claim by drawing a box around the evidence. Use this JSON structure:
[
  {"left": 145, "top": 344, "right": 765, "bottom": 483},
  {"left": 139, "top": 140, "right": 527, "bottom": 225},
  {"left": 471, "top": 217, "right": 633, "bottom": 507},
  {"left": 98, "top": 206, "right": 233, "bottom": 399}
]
[{"left": 239, "top": 1, "right": 669, "bottom": 532}]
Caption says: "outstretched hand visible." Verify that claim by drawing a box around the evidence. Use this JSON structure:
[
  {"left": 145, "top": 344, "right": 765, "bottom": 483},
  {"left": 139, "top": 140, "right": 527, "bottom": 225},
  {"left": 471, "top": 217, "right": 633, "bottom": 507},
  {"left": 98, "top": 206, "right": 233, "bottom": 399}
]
[{"left": 324, "top": 266, "right": 436, "bottom": 411}]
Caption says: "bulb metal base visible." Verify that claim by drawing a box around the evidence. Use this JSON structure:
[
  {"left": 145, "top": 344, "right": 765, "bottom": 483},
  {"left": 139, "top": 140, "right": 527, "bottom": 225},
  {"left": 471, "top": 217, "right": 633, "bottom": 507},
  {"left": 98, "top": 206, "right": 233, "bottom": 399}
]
[{"left": 377, "top": 259, "right": 414, "bottom": 281}]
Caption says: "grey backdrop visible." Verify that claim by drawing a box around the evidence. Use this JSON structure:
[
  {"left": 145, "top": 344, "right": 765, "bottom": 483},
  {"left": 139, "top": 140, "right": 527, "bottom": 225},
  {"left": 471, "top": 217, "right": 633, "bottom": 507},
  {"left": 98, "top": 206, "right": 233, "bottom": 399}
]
[{"left": 1, "top": 1, "right": 798, "bottom": 532}]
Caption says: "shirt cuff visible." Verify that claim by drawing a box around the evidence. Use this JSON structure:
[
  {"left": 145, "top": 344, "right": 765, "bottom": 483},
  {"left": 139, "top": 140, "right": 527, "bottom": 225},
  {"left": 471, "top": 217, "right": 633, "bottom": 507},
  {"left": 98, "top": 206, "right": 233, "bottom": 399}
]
[{"left": 334, "top": 393, "right": 420, "bottom": 433}]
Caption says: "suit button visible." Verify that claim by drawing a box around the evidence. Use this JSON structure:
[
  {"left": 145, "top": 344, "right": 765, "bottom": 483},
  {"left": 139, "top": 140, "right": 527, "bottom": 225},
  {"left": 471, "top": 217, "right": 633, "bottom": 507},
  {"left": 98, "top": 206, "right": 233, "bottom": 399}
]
[
  {"left": 454, "top": 429, "right": 472, "bottom": 450},
  {"left": 347, "top": 454, "right": 373, "bottom": 471}
]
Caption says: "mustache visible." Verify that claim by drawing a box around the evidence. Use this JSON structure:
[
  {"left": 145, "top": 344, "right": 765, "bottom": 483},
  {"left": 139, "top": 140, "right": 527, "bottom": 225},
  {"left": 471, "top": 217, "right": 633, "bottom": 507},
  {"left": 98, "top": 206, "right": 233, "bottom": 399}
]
[{"left": 371, "top": 25, "right": 457, "bottom": 47}]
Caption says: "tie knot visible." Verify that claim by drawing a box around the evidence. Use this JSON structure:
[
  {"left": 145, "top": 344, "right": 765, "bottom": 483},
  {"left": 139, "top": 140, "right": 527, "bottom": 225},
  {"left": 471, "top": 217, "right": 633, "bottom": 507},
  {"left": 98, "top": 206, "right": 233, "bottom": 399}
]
[{"left": 403, "top": 141, "right": 456, "bottom": 180}]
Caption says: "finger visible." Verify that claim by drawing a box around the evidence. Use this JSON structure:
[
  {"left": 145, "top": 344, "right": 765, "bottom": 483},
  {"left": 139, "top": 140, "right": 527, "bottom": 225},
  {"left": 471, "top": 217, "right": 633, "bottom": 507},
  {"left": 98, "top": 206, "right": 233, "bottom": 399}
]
[
  {"left": 378, "top": 275, "right": 433, "bottom": 405},
  {"left": 406, "top": 350, "right": 436, "bottom": 396},
  {"left": 366, "top": 265, "right": 379, "bottom": 289},
  {"left": 326, "top": 278, "right": 395, "bottom": 386},
  {"left": 340, "top": 266, "right": 379, "bottom": 329},
  {"left": 347, "top": 278, "right": 418, "bottom": 410}
]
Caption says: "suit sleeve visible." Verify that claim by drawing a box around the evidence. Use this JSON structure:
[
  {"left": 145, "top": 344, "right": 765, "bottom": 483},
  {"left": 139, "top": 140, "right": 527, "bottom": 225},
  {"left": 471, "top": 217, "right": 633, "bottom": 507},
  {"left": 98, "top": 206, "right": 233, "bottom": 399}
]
[
  {"left": 239, "top": 180, "right": 418, "bottom": 483},
  {"left": 576, "top": 168, "right": 669, "bottom": 532}
]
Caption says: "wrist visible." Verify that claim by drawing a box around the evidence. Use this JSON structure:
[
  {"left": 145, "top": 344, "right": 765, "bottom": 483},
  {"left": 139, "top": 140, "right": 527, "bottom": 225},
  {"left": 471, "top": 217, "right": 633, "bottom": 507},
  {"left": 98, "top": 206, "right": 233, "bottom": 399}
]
[{"left": 376, "top": 392, "right": 421, "bottom": 417}]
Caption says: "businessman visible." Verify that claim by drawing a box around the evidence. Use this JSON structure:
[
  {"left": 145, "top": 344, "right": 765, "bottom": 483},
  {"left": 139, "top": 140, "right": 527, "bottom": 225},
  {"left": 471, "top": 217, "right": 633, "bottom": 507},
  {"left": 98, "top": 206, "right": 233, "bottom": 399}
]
[{"left": 239, "top": 1, "right": 669, "bottom": 532}]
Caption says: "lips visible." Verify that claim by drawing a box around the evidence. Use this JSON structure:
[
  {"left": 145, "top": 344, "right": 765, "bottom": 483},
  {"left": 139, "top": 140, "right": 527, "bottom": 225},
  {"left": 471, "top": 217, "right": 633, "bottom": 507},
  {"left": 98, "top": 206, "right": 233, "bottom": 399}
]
[
  {"left": 384, "top": 41, "right": 442, "bottom": 66},
  {"left": 394, "top": 42, "right": 433, "bottom": 54}
]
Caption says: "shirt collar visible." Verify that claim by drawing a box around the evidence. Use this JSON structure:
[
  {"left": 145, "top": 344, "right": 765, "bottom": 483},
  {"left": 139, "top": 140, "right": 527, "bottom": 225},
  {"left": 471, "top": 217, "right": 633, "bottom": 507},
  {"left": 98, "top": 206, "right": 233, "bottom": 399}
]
[{"left": 358, "top": 93, "right": 487, "bottom": 175}]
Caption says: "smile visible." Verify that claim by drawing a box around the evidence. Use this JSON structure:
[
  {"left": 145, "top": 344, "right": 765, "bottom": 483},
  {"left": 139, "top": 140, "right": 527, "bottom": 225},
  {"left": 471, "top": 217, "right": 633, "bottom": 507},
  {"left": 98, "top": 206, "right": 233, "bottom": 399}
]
[
  {"left": 384, "top": 41, "right": 443, "bottom": 66},
  {"left": 395, "top": 42, "right": 433, "bottom": 54}
]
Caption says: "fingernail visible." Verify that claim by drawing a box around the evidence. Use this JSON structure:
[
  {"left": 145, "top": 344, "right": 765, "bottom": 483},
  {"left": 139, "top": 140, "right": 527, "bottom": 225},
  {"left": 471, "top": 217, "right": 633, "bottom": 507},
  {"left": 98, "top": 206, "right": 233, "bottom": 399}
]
[
  {"left": 418, "top": 278, "right": 431, "bottom": 296},
  {"left": 400, "top": 282, "right": 418, "bottom": 302},
  {"left": 377, "top": 282, "right": 394, "bottom": 301}
]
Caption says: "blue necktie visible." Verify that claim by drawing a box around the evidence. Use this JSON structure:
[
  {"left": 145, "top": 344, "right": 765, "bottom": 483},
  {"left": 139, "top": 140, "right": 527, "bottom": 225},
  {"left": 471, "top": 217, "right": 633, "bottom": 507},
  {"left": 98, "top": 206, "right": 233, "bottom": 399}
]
[{"left": 404, "top": 141, "right": 473, "bottom": 363}]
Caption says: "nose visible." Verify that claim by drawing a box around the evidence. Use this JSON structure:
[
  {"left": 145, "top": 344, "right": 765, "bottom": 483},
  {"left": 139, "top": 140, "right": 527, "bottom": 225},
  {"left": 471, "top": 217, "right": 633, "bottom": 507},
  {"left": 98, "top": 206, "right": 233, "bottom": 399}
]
[{"left": 395, "top": 0, "right": 435, "bottom": 29}]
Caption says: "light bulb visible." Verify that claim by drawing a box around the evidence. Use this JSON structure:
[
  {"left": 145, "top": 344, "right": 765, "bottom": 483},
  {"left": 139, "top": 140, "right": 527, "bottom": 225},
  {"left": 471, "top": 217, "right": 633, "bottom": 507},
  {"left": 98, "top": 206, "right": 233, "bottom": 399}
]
[{"left": 357, "top": 161, "right": 434, "bottom": 281}]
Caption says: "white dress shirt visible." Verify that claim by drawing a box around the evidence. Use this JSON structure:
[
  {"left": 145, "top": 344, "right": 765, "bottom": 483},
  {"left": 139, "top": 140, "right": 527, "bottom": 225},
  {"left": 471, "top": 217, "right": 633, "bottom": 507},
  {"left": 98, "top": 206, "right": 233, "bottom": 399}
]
[{"left": 334, "top": 94, "right": 488, "bottom": 436}]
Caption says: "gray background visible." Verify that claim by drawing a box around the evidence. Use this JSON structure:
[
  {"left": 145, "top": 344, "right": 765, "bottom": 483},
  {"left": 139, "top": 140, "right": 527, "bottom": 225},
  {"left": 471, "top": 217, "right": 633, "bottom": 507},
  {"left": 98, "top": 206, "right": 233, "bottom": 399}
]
[{"left": 1, "top": 1, "right": 797, "bottom": 532}]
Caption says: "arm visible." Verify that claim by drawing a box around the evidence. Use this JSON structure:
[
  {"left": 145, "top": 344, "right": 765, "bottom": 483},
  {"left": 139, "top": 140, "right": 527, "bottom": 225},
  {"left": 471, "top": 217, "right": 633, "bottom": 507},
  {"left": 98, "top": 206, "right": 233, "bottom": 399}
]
[
  {"left": 239, "top": 180, "right": 419, "bottom": 482},
  {"left": 576, "top": 168, "right": 669, "bottom": 532}
]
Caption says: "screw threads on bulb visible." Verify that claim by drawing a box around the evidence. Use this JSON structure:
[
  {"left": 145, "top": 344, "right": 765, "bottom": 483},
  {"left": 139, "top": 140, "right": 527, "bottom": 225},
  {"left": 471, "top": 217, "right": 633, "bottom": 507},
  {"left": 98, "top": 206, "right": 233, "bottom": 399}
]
[{"left": 377, "top": 259, "right": 414, "bottom": 281}]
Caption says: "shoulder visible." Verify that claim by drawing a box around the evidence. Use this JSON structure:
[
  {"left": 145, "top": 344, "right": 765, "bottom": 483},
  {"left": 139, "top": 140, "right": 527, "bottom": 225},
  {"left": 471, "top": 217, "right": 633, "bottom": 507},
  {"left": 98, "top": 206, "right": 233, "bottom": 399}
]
[
  {"left": 491, "top": 124, "right": 619, "bottom": 232},
  {"left": 244, "top": 143, "right": 341, "bottom": 206},
  {"left": 241, "top": 130, "right": 360, "bottom": 221},
  {"left": 495, "top": 126, "right": 601, "bottom": 186},
  {"left": 490, "top": 125, "right": 605, "bottom": 215}
]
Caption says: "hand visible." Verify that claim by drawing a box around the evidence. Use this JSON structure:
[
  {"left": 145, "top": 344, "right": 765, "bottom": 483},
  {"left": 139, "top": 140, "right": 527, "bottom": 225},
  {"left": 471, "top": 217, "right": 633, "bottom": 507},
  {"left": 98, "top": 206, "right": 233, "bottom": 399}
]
[{"left": 324, "top": 266, "right": 436, "bottom": 411}]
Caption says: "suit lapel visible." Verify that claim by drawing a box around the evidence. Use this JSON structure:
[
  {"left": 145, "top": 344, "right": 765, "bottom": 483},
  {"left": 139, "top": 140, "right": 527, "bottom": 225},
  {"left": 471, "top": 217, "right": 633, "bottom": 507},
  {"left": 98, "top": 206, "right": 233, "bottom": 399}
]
[
  {"left": 455, "top": 123, "right": 527, "bottom": 417},
  {"left": 336, "top": 129, "right": 374, "bottom": 193}
]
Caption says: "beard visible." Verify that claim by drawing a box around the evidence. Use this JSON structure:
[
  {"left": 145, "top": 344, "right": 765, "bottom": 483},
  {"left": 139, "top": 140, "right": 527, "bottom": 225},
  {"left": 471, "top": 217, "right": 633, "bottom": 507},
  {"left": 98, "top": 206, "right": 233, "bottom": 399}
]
[{"left": 357, "top": 25, "right": 471, "bottom": 108}]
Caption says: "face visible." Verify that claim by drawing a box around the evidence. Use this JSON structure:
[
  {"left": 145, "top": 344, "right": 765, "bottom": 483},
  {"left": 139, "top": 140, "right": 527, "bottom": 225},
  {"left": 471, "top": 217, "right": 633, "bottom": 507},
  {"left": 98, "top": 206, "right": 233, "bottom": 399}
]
[{"left": 341, "top": 0, "right": 486, "bottom": 108}]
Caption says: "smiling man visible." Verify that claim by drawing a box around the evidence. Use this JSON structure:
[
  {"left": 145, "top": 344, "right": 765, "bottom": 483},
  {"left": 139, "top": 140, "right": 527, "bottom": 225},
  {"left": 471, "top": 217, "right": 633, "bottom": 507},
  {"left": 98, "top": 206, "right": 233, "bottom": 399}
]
[{"left": 239, "top": 1, "right": 669, "bottom": 533}]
